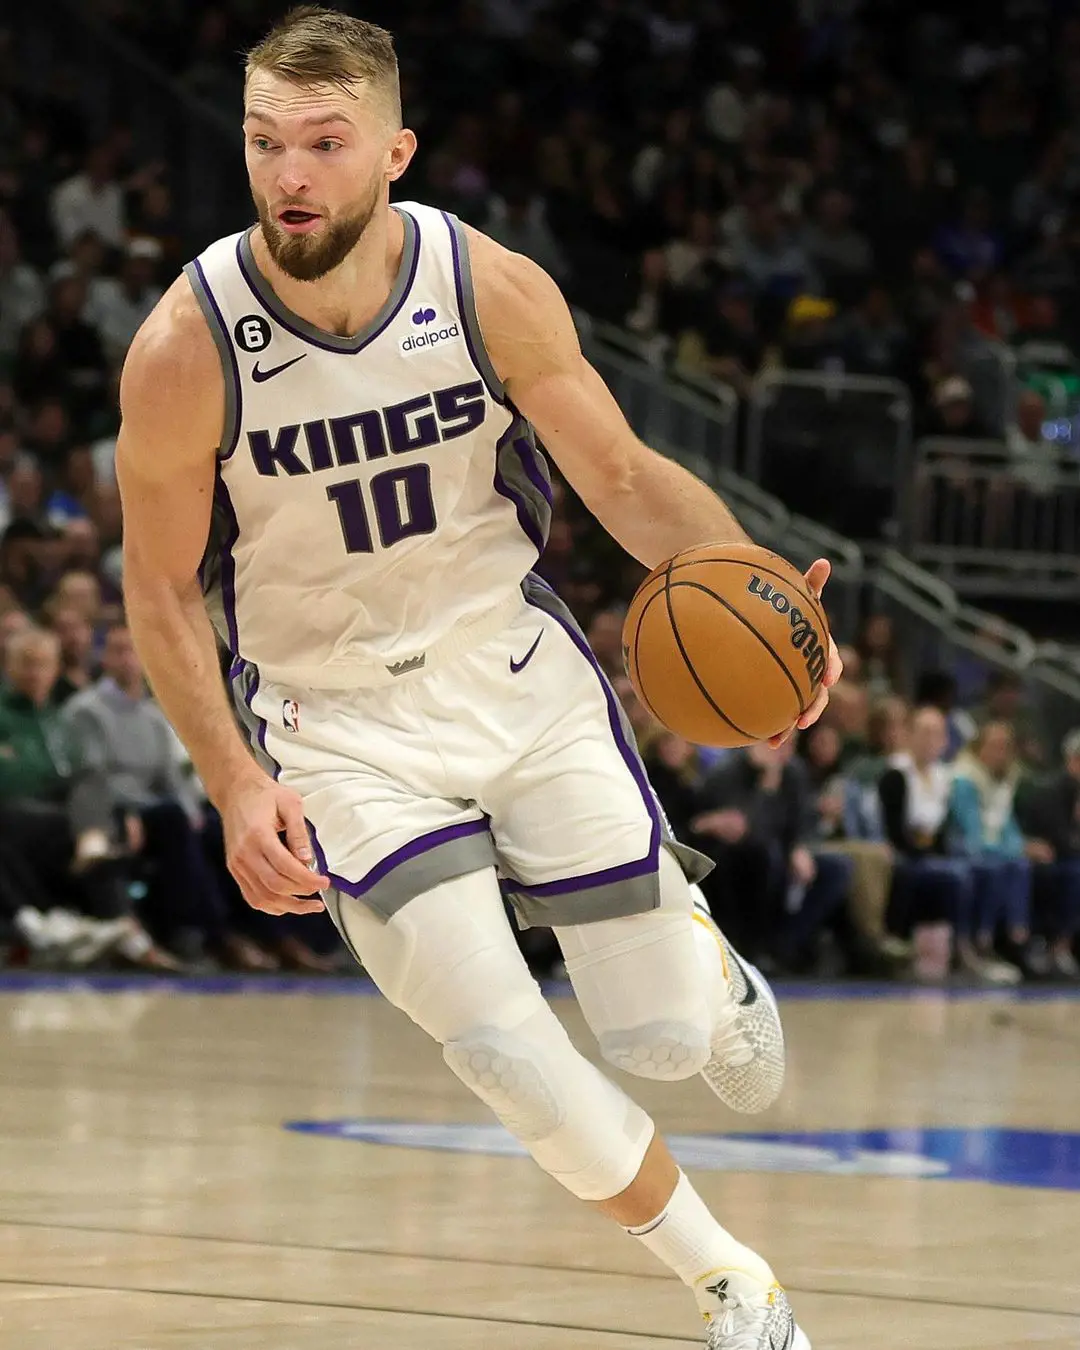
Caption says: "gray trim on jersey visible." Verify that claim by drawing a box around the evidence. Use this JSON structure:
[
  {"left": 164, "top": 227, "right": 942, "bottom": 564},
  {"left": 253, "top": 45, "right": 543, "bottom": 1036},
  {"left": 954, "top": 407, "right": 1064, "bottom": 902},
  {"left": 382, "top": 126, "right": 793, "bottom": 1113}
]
[
  {"left": 236, "top": 208, "right": 419, "bottom": 353},
  {"left": 444, "top": 211, "right": 506, "bottom": 403},
  {"left": 183, "top": 259, "right": 241, "bottom": 460},
  {"left": 229, "top": 659, "right": 279, "bottom": 778},
  {"left": 495, "top": 415, "right": 552, "bottom": 555},
  {"left": 199, "top": 477, "right": 237, "bottom": 650}
]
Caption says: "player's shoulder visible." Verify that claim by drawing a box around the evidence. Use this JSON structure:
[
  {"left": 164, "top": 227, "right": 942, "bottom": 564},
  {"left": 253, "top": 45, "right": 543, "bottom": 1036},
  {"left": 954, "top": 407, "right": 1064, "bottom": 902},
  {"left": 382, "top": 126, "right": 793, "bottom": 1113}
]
[
  {"left": 121, "top": 273, "right": 221, "bottom": 415},
  {"left": 456, "top": 222, "right": 576, "bottom": 374},
  {"left": 460, "top": 222, "right": 564, "bottom": 316}
]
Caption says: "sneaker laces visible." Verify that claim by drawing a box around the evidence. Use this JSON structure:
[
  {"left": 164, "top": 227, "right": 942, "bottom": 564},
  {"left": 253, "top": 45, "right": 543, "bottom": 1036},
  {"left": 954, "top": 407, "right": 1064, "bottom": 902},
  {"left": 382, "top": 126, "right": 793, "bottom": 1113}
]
[
  {"left": 706, "top": 1294, "right": 771, "bottom": 1348},
  {"left": 711, "top": 995, "right": 754, "bottom": 1068}
]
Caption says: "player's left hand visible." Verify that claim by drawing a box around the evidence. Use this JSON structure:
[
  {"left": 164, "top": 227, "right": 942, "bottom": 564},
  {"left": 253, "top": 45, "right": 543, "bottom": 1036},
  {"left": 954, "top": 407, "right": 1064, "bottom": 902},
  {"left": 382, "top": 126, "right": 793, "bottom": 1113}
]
[{"left": 767, "top": 557, "right": 843, "bottom": 747}]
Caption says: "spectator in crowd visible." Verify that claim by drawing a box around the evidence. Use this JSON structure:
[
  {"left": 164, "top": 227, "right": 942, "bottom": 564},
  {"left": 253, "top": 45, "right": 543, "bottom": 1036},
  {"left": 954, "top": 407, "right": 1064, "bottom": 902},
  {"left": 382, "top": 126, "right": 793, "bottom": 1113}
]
[
  {"left": 950, "top": 720, "right": 1034, "bottom": 983},
  {"left": 855, "top": 613, "right": 903, "bottom": 700},
  {"left": 61, "top": 622, "right": 287, "bottom": 972},
  {"left": 692, "top": 738, "right": 852, "bottom": 974},
  {"left": 0, "top": 207, "right": 44, "bottom": 361},
  {"left": 847, "top": 694, "right": 911, "bottom": 786},
  {"left": 923, "top": 375, "right": 991, "bottom": 439},
  {"left": 802, "top": 721, "right": 908, "bottom": 972},
  {"left": 878, "top": 706, "right": 970, "bottom": 982},
  {"left": 0, "top": 626, "right": 170, "bottom": 969},
  {"left": 914, "top": 670, "right": 977, "bottom": 760},
  {"left": 974, "top": 670, "right": 1046, "bottom": 768},
  {"left": 1015, "top": 728, "right": 1080, "bottom": 978},
  {"left": 49, "top": 142, "right": 127, "bottom": 252},
  {"left": 583, "top": 603, "right": 626, "bottom": 680},
  {"left": 46, "top": 603, "right": 98, "bottom": 704},
  {"left": 84, "top": 237, "right": 165, "bottom": 364}
]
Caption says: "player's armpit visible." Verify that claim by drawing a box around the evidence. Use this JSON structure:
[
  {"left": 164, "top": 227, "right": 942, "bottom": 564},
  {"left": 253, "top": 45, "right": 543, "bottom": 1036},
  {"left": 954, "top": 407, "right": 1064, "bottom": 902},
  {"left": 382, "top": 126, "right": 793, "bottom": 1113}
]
[{"left": 466, "top": 229, "right": 749, "bottom": 568}]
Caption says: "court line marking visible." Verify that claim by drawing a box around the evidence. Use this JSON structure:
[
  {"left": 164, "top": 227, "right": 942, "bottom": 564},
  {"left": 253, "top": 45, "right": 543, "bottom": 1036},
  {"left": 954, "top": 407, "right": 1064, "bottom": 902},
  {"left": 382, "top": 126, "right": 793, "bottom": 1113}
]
[
  {"left": 1, "top": 971, "right": 1079, "bottom": 1001},
  {"left": 1, "top": 1218, "right": 1077, "bottom": 1321},
  {"left": 0, "top": 1276, "right": 699, "bottom": 1343}
]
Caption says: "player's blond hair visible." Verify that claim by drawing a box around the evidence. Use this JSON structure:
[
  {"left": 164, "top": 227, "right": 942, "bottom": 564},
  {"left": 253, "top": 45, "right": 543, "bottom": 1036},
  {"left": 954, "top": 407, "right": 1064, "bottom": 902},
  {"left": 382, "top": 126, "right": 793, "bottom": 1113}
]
[{"left": 245, "top": 5, "right": 401, "bottom": 126}]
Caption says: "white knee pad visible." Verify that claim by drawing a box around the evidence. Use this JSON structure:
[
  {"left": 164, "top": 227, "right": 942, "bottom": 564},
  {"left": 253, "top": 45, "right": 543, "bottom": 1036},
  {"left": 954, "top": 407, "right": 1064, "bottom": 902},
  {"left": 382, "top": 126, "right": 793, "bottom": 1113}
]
[
  {"left": 555, "top": 848, "right": 716, "bottom": 1083},
  {"left": 444, "top": 1006, "right": 655, "bottom": 1201},
  {"left": 444, "top": 1024, "right": 563, "bottom": 1143},
  {"left": 337, "top": 873, "right": 655, "bottom": 1204},
  {"left": 597, "top": 1019, "right": 711, "bottom": 1081}
]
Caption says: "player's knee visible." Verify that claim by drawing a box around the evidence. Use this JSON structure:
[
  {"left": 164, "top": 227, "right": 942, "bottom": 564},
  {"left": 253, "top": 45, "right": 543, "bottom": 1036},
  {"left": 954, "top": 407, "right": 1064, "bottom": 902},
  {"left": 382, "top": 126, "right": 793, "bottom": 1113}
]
[
  {"left": 443, "top": 1025, "right": 565, "bottom": 1143},
  {"left": 598, "top": 1018, "right": 711, "bottom": 1081}
]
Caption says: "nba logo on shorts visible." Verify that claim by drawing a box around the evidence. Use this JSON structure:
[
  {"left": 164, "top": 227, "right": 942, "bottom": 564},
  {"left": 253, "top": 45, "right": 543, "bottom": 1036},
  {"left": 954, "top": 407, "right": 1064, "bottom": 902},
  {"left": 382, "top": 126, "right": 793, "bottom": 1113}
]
[{"left": 282, "top": 699, "right": 300, "bottom": 734}]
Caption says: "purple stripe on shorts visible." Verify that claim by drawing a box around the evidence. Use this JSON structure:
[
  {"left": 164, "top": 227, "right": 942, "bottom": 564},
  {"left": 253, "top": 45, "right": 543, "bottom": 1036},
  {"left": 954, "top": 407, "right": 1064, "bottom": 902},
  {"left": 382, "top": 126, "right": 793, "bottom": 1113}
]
[
  {"left": 308, "top": 818, "right": 491, "bottom": 899},
  {"left": 523, "top": 583, "right": 662, "bottom": 886}
]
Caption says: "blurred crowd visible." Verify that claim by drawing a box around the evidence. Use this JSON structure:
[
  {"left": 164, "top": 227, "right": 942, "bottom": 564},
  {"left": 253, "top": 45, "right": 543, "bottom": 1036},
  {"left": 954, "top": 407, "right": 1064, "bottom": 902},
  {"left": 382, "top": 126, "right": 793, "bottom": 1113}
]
[{"left": 0, "top": 1, "right": 1079, "bottom": 978}]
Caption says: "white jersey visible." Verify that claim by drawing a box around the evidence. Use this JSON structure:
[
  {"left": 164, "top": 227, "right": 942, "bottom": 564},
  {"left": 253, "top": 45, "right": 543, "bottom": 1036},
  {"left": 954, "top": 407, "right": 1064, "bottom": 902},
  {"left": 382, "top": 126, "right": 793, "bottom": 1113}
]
[{"left": 184, "top": 201, "right": 551, "bottom": 689}]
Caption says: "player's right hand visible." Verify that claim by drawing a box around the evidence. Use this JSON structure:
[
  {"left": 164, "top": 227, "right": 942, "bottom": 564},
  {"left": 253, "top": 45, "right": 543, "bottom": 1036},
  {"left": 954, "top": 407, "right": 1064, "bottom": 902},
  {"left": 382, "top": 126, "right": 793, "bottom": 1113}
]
[{"left": 221, "top": 774, "right": 330, "bottom": 916}]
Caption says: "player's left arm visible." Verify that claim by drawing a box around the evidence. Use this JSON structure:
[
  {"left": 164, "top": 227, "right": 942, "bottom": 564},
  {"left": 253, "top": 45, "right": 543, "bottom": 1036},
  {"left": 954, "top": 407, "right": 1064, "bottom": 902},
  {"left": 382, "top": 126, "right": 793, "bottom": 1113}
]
[
  {"left": 471, "top": 231, "right": 750, "bottom": 568},
  {"left": 469, "top": 231, "right": 842, "bottom": 730}
]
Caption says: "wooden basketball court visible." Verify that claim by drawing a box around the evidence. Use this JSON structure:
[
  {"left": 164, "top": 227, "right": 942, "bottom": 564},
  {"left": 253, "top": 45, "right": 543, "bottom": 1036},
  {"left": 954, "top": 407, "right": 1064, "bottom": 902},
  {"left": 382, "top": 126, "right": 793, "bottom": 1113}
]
[{"left": 1, "top": 974, "right": 1078, "bottom": 1349}]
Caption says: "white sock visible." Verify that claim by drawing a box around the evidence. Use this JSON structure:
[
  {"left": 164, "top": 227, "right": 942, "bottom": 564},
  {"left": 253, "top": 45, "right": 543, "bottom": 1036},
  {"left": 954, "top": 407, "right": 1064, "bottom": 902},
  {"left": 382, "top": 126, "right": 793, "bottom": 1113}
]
[{"left": 626, "top": 1171, "right": 773, "bottom": 1313}]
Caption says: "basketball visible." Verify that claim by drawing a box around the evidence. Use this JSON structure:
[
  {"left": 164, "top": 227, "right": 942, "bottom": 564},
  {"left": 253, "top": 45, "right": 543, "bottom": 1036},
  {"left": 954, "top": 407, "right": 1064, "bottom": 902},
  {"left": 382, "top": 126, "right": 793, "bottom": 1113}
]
[{"left": 622, "top": 542, "right": 831, "bottom": 748}]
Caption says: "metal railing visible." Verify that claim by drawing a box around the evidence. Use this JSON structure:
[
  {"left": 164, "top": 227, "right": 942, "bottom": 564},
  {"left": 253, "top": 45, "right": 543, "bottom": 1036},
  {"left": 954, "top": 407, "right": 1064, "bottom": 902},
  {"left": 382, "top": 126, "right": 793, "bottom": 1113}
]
[
  {"left": 906, "top": 437, "right": 1080, "bottom": 597},
  {"left": 744, "top": 368, "right": 913, "bottom": 542},
  {"left": 575, "top": 313, "right": 739, "bottom": 477}
]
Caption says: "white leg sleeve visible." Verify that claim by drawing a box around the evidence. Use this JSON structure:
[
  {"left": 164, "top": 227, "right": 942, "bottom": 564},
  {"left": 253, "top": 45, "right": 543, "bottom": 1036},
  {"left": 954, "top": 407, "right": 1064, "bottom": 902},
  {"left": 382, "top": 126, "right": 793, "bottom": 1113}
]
[
  {"left": 553, "top": 849, "right": 729, "bottom": 1080},
  {"left": 335, "top": 869, "right": 655, "bottom": 1201}
]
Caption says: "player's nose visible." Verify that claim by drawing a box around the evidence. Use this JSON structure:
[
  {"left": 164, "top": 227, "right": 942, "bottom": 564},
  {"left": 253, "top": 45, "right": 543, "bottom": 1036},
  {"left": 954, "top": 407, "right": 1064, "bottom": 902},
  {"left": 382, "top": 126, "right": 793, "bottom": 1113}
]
[{"left": 276, "top": 157, "right": 311, "bottom": 197}]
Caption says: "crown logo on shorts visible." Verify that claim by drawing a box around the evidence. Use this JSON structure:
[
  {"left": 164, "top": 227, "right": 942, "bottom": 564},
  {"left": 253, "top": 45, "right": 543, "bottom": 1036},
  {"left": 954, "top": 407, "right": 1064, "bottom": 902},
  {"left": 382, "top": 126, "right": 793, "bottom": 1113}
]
[{"left": 386, "top": 654, "right": 426, "bottom": 676}]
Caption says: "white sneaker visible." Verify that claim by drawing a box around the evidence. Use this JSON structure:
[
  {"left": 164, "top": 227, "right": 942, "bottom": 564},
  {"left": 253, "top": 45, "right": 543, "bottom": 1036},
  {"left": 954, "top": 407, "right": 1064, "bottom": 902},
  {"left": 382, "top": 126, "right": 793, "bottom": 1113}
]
[
  {"left": 958, "top": 944, "right": 1022, "bottom": 986},
  {"left": 701, "top": 1273, "right": 811, "bottom": 1350},
  {"left": 694, "top": 902, "right": 786, "bottom": 1114},
  {"left": 1051, "top": 946, "right": 1080, "bottom": 979}
]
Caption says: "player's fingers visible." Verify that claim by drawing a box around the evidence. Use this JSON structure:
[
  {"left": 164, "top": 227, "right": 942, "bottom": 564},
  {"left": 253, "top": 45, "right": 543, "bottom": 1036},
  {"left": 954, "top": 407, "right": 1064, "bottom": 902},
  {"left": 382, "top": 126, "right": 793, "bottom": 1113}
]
[
  {"left": 232, "top": 864, "right": 325, "bottom": 915},
  {"left": 767, "top": 725, "right": 796, "bottom": 748},
  {"left": 797, "top": 681, "right": 831, "bottom": 730},
  {"left": 242, "top": 846, "right": 328, "bottom": 897},
  {"left": 803, "top": 557, "right": 831, "bottom": 599},
  {"left": 277, "top": 792, "right": 316, "bottom": 866},
  {"left": 823, "top": 636, "right": 844, "bottom": 689},
  {"left": 240, "top": 828, "right": 329, "bottom": 892}
]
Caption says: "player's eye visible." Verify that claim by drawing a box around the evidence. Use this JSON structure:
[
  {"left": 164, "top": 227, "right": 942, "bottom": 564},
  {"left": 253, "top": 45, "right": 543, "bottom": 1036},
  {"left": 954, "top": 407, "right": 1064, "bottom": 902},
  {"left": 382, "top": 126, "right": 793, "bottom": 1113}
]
[
  {"left": 315, "top": 139, "right": 341, "bottom": 152},
  {"left": 251, "top": 136, "right": 274, "bottom": 152}
]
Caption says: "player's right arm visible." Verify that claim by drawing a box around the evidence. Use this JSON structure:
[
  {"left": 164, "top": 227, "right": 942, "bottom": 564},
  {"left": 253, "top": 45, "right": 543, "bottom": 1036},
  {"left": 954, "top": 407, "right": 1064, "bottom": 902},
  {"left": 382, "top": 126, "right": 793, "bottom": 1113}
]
[{"left": 116, "top": 279, "right": 328, "bottom": 914}]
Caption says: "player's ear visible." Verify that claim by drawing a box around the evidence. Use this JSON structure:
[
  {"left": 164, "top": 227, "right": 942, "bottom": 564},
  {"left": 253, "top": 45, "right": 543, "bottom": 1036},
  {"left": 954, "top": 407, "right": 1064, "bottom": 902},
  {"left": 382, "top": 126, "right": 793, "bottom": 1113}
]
[{"left": 386, "top": 128, "right": 417, "bottom": 182}]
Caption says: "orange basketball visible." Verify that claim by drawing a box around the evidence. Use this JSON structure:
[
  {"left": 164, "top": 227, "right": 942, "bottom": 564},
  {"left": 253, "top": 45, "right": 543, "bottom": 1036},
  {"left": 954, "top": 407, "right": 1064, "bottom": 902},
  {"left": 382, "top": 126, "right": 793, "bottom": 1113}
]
[{"left": 622, "top": 542, "right": 831, "bottom": 748}]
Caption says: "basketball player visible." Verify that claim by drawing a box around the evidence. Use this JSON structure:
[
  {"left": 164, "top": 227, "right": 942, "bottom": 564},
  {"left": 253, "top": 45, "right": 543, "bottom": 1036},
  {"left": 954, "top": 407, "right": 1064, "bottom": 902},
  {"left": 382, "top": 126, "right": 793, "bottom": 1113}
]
[{"left": 117, "top": 9, "right": 839, "bottom": 1347}]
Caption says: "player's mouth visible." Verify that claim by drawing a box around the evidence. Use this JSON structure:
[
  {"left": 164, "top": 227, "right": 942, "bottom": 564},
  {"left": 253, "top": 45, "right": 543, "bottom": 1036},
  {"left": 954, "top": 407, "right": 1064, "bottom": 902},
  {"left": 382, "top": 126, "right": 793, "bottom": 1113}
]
[{"left": 277, "top": 207, "right": 323, "bottom": 234}]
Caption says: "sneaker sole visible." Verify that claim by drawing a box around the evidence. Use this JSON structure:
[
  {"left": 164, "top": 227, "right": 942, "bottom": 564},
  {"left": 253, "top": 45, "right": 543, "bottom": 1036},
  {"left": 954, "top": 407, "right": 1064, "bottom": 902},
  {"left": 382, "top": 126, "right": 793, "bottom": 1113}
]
[{"left": 699, "top": 924, "right": 786, "bottom": 1114}]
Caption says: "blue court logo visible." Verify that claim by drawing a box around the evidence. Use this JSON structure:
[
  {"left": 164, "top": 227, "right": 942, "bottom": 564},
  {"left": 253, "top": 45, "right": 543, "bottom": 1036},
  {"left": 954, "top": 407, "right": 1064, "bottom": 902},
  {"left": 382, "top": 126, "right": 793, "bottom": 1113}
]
[
  {"left": 412, "top": 306, "right": 437, "bottom": 325},
  {"left": 284, "top": 1119, "right": 1080, "bottom": 1192}
]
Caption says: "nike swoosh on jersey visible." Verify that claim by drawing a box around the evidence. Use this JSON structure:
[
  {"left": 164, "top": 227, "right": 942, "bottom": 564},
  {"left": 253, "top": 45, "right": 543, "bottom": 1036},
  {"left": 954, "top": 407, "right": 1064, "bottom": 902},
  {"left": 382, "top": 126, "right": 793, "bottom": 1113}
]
[
  {"left": 509, "top": 631, "right": 543, "bottom": 674},
  {"left": 251, "top": 354, "right": 308, "bottom": 382}
]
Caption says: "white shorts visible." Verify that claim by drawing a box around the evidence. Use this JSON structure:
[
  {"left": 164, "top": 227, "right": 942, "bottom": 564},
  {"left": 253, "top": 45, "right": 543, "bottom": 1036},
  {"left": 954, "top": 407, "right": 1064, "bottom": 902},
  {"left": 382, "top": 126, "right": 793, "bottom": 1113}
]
[{"left": 231, "top": 575, "right": 710, "bottom": 928}]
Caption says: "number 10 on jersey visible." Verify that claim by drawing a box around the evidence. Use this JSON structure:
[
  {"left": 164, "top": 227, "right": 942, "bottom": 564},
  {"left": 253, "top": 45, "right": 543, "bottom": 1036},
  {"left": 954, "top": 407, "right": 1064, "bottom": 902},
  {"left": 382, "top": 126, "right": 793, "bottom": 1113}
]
[{"left": 326, "top": 464, "right": 436, "bottom": 552}]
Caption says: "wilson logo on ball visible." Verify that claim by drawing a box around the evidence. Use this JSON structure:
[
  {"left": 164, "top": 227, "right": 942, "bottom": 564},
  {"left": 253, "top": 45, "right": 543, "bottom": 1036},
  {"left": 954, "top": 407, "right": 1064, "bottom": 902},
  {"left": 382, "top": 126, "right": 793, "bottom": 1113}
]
[{"left": 746, "top": 576, "right": 827, "bottom": 685}]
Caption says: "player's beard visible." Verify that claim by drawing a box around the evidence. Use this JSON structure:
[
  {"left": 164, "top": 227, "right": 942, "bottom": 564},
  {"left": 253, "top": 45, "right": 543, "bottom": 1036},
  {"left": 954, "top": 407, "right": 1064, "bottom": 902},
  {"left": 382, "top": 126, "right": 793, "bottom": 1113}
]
[{"left": 255, "top": 176, "right": 382, "bottom": 282}]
